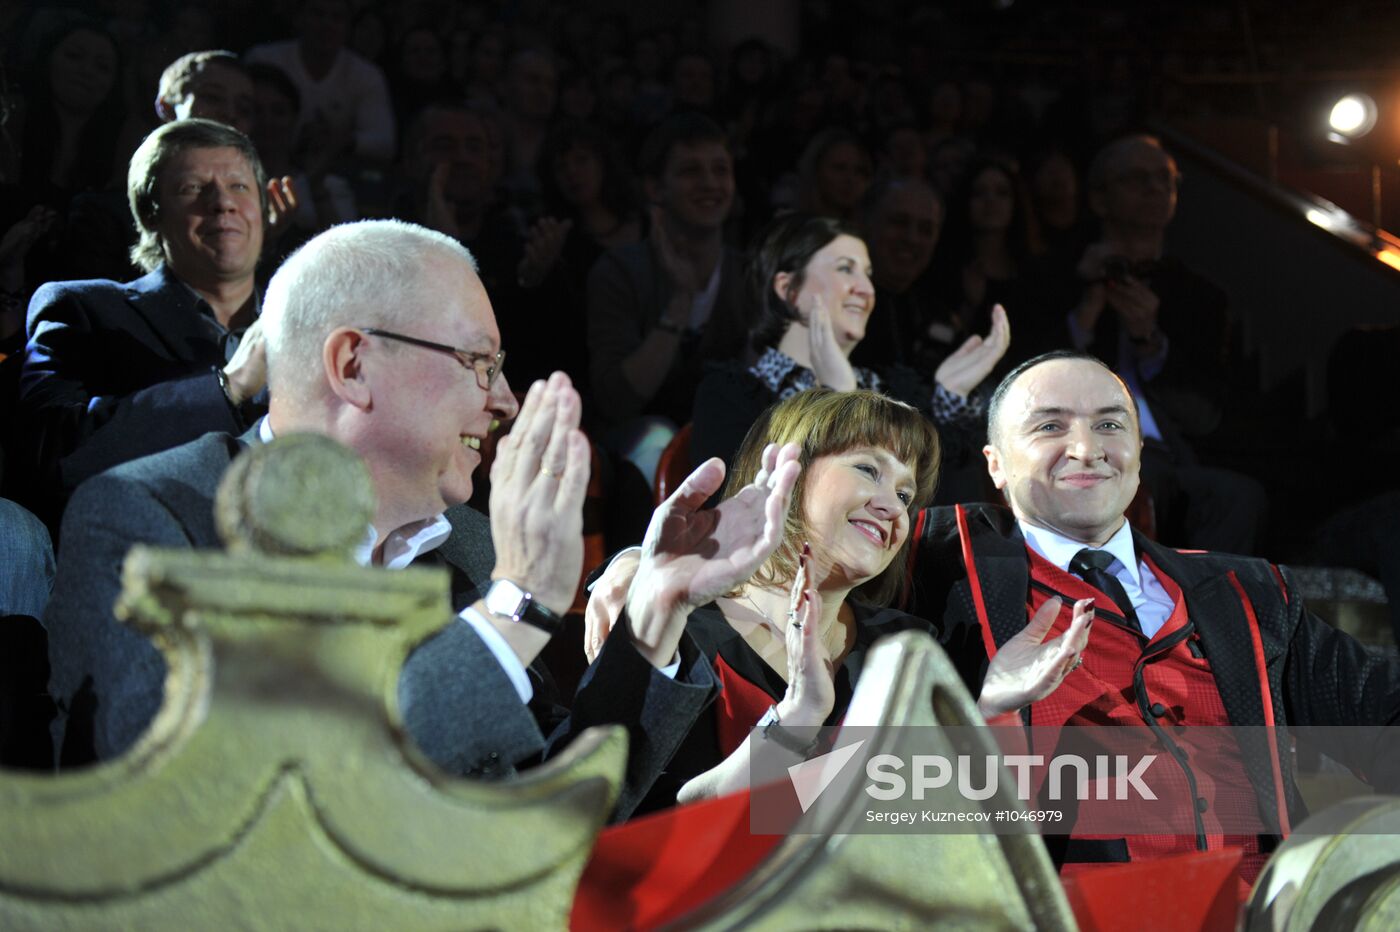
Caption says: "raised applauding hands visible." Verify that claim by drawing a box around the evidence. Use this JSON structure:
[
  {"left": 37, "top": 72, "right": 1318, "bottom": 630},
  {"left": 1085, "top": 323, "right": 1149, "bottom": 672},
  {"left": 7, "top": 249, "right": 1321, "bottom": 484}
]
[
  {"left": 933, "top": 302, "right": 1010, "bottom": 399},
  {"left": 977, "top": 597, "right": 1093, "bottom": 718},
  {"left": 805, "top": 294, "right": 858, "bottom": 391},
  {"left": 488, "top": 372, "right": 590, "bottom": 620},
  {"left": 772, "top": 550, "right": 836, "bottom": 727},
  {"left": 624, "top": 442, "right": 802, "bottom": 667},
  {"left": 265, "top": 176, "right": 298, "bottom": 240}
]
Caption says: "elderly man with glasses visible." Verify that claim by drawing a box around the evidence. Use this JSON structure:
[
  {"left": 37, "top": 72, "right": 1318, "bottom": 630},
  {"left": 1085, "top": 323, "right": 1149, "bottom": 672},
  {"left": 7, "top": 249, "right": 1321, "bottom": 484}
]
[{"left": 43, "top": 222, "right": 747, "bottom": 820}]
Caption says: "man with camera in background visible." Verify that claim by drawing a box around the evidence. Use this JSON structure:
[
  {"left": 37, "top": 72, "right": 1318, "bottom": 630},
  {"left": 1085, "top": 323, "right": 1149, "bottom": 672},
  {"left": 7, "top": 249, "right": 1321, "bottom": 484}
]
[{"left": 1067, "top": 134, "right": 1265, "bottom": 554}]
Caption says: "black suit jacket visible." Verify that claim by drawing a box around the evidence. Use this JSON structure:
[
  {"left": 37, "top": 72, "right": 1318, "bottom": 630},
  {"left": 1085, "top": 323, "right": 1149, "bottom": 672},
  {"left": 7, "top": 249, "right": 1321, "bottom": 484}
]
[
  {"left": 19, "top": 266, "right": 257, "bottom": 522},
  {"left": 910, "top": 503, "right": 1400, "bottom": 833},
  {"left": 46, "top": 430, "right": 714, "bottom": 818}
]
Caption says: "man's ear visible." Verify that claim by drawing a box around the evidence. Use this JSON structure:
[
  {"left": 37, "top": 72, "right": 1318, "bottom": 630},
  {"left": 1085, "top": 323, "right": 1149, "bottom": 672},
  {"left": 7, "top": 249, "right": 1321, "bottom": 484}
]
[
  {"left": 323, "top": 328, "right": 372, "bottom": 410},
  {"left": 983, "top": 443, "right": 1006, "bottom": 490}
]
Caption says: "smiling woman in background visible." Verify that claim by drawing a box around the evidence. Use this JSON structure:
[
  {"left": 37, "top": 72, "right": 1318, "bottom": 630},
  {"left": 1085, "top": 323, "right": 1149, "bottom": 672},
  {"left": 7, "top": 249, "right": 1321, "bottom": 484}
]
[{"left": 690, "top": 212, "right": 1010, "bottom": 488}]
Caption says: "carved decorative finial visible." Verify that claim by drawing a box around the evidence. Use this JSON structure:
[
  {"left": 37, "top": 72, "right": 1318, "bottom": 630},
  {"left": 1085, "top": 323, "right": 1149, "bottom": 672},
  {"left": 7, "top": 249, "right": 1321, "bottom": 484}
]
[{"left": 214, "top": 434, "right": 375, "bottom": 559}]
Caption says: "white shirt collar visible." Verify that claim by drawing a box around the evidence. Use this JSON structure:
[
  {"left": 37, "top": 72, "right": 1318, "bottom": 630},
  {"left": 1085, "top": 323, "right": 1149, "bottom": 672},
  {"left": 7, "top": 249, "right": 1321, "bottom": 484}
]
[
  {"left": 352, "top": 515, "right": 454, "bottom": 570},
  {"left": 257, "top": 416, "right": 452, "bottom": 569},
  {"left": 1019, "top": 518, "right": 1142, "bottom": 588}
]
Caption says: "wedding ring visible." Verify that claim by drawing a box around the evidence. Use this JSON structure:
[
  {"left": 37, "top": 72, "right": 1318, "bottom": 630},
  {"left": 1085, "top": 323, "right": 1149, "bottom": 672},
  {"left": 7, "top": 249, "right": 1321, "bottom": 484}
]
[
  {"left": 539, "top": 466, "right": 560, "bottom": 479},
  {"left": 1070, "top": 657, "right": 1083, "bottom": 671}
]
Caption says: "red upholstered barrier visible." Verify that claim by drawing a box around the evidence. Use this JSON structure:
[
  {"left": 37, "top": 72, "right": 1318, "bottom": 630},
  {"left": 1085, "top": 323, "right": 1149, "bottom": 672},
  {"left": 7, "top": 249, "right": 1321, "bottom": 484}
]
[
  {"left": 571, "top": 790, "right": 781, "bottom": 930},
  {"left": 1061, "top": 848, "right": 1245, "bottom": 932}
]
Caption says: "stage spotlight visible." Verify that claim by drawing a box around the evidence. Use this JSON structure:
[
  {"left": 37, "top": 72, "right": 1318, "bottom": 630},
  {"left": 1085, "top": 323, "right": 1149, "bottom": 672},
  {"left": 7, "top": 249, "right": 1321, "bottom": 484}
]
[{"left": 1328, "top": 93, "right": 1377, "bottom": 141}]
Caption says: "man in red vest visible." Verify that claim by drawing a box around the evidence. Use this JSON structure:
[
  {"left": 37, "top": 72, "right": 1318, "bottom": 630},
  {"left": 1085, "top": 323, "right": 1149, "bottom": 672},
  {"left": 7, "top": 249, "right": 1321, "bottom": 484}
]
[{"left": 912, "top": 349, "right": 1400, "bottom": 882}]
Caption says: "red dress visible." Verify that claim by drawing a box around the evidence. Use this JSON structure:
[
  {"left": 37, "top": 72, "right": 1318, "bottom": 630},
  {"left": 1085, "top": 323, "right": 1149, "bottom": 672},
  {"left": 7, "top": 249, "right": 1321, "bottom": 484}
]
[{"left": 631, "top": 601, "right": 929, "bottom": 815}]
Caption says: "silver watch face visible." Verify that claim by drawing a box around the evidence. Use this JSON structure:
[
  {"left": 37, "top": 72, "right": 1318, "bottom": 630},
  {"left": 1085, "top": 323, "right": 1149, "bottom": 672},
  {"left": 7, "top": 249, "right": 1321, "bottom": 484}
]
[{"left": 485, "top": 579, "right": 528, "bottom": 619}]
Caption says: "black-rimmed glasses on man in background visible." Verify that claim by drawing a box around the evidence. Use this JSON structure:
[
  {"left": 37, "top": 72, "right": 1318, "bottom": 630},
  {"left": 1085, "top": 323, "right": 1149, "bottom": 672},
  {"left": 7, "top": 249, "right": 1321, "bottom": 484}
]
[{"left": 361, "top": 328, "right": 506, "bottom": 391}]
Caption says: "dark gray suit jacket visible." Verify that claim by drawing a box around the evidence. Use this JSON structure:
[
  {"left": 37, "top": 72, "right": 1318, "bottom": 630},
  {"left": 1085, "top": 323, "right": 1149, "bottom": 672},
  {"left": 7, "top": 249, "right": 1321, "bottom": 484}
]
[
  {"left": 46, "top": 431, "right": 714, "bottom": 818},
  {"left": 20, "top": 266, "right": 254, "bottom": 520}
]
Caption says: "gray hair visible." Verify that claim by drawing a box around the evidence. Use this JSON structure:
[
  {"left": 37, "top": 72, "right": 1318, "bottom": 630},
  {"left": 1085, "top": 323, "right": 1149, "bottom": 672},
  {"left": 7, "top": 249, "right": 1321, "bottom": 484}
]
[
  {"left": 261, "top": 220, "right": 479, "bottom": 398},
  {"left": 127, "top": 119, "right": 267, "bottom": 272}
]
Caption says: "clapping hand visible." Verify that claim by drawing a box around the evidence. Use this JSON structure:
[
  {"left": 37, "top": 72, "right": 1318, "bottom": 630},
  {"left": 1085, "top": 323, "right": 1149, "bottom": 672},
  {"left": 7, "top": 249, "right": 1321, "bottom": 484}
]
[
  {"left": 488, "top": 372, "right": 590, "bottom": 619},
  {"left": 0, "top": 206, "right": 58, "bottom": 275},
  {"left": 1104, "top": 277, "right": 1161, "bottom": 343},
  {"left": 624, "top": 442, "right": 801, "bottom": 667},
  {"left": 265, "top": 176, "right": 298, "bottom": 236},
  {"left": 933, "top": 303, "right": 1010, "bottom": 398},
  {"left": 806, "top": 294, "right": 858, "bottom": 391},
  {"left": 977, "top": 597, "right": 1093, "bottom": 718},
  {"left": 774, "top": 551, "right": 835, "bottom": 727},
  {"left": 517, "top": 216, "right": 573, "bottom": 288},
  {"left": 583, "top": 548, "right": 639, "bottom": 663},
  {"left": 650, "top": 206, "right": 701, "bottom": 295}
]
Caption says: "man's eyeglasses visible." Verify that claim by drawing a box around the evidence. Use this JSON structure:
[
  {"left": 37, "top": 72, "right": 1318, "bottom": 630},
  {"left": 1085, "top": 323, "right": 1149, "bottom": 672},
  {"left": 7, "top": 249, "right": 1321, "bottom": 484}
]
[{"left": 361, "top": 328, "right": 506, "bottom": 390}]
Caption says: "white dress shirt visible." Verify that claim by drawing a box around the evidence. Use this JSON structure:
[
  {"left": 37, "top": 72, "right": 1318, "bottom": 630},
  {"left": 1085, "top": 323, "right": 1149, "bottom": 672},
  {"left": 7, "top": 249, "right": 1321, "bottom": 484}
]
[
  {"left": 1020, "top": 519, "right": 1176, "bottom": 638},
  {"left": 257, "top": 419, "right": 679, "bottom": 702},
  {"left": 258, "top": 418, "right": 533, "bottom": 700}
]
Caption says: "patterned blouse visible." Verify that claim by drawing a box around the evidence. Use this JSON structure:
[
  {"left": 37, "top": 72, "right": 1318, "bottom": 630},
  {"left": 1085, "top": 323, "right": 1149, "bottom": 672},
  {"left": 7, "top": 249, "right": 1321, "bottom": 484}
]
[{"left": 747, "top": 346, "right": 985, "bottom": 429}]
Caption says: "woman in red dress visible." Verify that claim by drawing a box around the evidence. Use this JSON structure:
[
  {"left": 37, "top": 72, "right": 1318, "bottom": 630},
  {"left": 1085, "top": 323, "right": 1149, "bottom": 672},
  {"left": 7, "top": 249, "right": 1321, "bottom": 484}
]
[{"left": 591, "top": 387, "right": 1093, "bottom": 813}]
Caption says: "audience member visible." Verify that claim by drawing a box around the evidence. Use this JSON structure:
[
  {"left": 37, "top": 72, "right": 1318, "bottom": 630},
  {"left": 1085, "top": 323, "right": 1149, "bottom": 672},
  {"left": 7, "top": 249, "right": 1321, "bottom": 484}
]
[
  {"left": 1065, "top": 134, "right": 1264, "bottom": 553},
  {"left": 499, "top": 47, "right": 558, "bottom": 212},
  {"left": 924, "top": 79, "right": 963, "bottom": 152},
  {"left": 19, "top": 120, "right": 271, "bottom": 524},
  {"left": 154, "top": 50, "right": 255, "bottom": 137},
  {"left": 589, "top": 388, "right": 1090, "bottom": 812},
  {"left": 929, "top": 156, "right": 1043, "bottom": 350},
  {"left": 13, "top": 19, "right": 133, "bottom": 285},
  {"left": 397, "top": 102, "right": 523, "bottom": 306},
  {"left": 912, "top": 351, "right": 1400, "bottom": 881},
  {"left": 245, "top": 0, "right": 396, "bottom": 167},
  {"left": 876, "top": 123, "right": 928, "bottom": 182},
  {"left": 850, "top": 176, "right": 947, "bottom": 372},
  {"left": 795, "top": 128, "right": 873, "bottom": 221},
  {"left": 386, "top": 28, "right": 454, "bottom": 129},
  {"left": 586, "top": 113, "right": 744, "bottom": 479},
  {"left": 1026, "top": 144, "right": 1094, "bottom": 268},
  {"left": 670, "top": 51, "right": 716, "bottom": 115},
  {"left": 690, "top": 213, "right": 1007, "bottom": 503},
  {"left": 510, "top": 121, "right": 642, "bottom": 390},
  {"left": 43, "top": 220, "right": 721, "bottom": 821},
  {"left": 247, "top": 61, "right": 356, "bottom": 247}
]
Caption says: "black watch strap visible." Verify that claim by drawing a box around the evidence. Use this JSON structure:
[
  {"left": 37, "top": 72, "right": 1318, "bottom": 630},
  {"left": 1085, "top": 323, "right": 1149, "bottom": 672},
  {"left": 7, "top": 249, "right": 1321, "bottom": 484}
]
[
  {"left": 516, "top": 599, "right": 564, "bottom": 637},
  {"left": 485, "top": 579, "right": 565, "bottom": 637}
]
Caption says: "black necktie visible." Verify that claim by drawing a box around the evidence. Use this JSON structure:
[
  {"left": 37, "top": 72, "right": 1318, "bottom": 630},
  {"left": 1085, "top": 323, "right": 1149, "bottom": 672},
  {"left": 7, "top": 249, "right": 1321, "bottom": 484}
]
[{"left": 1070, "top": 548, "right": 1141, "bottom": 633}]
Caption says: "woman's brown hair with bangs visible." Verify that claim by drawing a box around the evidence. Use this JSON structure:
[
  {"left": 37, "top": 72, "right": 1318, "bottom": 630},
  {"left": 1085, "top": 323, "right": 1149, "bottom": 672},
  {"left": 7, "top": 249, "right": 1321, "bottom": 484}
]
[{"left": 723, "top": 388, "right": 941, "bottom": 606}]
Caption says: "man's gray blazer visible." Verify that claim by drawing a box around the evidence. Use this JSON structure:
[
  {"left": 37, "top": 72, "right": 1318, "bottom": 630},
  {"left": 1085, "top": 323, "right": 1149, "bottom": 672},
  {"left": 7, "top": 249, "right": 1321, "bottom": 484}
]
[{"left": 46, "top": 431, "right": 714, "bottom": 818}]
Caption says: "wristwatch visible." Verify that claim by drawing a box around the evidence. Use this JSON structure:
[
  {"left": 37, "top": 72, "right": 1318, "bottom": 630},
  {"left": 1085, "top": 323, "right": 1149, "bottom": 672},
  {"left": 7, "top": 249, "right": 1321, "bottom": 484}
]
[
  {"left": 483, "top": 579, "right": 564, "bottom": 636},
  {"left": 757, "top": 705, "right": 820, "bottom": 757}
]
